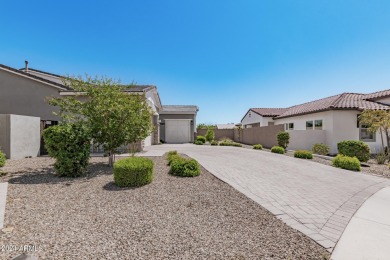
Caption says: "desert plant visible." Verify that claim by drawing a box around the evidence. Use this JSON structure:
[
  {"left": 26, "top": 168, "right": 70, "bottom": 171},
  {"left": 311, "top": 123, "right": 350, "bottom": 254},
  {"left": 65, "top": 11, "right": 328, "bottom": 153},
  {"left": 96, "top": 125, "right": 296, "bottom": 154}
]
[
  {"left": 211, "top": 140, "right": 218, "bottom": 146},
  {"left": 205, "top": 129, "right": 215, "bottom": 143},
  {"left": 114, "top": 157, "right": 154, "bottom": 187},
  {"left": 42, "top": 123, "right": 91, "bottom": 177},
  {"left": 0, "top": 149, "right": 6, "bottom": 167},
  {"left": 169, "top": 156, "right": 201, "bottom": 177},
  {"left": 219, "top": 141, "right": 242, "bottom": 147},
  {"left": 294, "top": 150, "right": 313, "bottom": 159},
  {"left": 337, "top": 140, "right": 370, "bottom": 162},
  {"left": 277, "top": 131, "right": 290, "bottom": 149},
  {"left": 271, "top": 146, "right": 285, "bottom": 154},
  {"left": 194, "top": 140, "right": 204, "bottom": 145},
  {"left": 253, "top": 144, "right": 263, "bottom": 150},
  {"left": 312, "top": 143, "right": 330, "bottom": 155},
  {"left": 332, "top": 154, "right": 361, "bottom": 171},
  {"left": 219, "top": 137, "right": 233, "bottom": 142},
  {"left": 375, "top": 151, "right": 387, "bottom": 164},
  {"left": 196, "top": 135, "right": 206, "bottom": 144}
]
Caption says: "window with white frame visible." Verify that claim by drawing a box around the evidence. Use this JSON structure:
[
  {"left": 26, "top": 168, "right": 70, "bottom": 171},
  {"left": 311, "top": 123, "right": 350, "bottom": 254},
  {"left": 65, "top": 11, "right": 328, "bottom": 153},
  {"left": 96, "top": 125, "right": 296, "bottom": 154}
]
[
  {"left": 306, "top": 121, "right": 313, "bottom": 130},
  {"left": 360, "top": 124, "right": 375, "bottom": 142},
  {"left": 315, "top": 120, "right": 323, "bottom": 130}
]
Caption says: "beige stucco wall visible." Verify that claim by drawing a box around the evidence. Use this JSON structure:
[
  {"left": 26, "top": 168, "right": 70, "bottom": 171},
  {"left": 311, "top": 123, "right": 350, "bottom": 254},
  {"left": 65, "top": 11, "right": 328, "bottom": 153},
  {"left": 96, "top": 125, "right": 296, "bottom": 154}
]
[
  {"left": 288, "top": 130, "right": 327, "bottom": 151},
  {"left": 0, "top": 69, "right": 61, "bottom": 121},
  {"left": 275, "top": 110, "right": 383, "bottom": 154},
  {"left": 0, "top": 114, "right": 40, "bottom": 159}
]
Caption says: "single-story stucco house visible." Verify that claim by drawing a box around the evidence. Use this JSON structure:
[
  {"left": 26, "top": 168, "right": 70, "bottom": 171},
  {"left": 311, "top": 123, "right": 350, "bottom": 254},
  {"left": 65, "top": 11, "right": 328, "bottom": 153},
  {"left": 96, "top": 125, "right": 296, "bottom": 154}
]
[
  {"left": 241, "top": 91, "right": 390, "bottom": 154},
  {"left": 0, "top": 62, "right": 198, "bottom": 158}
]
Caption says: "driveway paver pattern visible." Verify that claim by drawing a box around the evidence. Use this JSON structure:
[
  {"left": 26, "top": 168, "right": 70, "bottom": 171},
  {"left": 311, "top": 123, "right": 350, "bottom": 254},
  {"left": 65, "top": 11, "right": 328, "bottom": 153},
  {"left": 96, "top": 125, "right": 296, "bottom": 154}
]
[{"left": 142, "top": 144, "right": 390, "bottom": 251}]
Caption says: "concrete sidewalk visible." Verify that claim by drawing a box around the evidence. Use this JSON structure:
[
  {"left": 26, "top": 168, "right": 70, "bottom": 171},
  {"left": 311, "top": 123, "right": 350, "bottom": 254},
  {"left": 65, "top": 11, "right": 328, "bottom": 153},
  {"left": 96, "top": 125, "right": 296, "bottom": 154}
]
[
  {"left": 0, "top": 182, "right": 8, "bottom": 229},
  {"left": 331, "top": 186, "right": 390, "bottom": 260}
]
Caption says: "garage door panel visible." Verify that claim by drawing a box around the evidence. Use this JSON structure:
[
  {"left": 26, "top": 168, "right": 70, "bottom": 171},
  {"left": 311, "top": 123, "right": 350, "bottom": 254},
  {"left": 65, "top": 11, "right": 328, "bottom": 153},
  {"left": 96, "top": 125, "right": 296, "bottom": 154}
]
[{"left": 166, "top": 120, "right": 191, "bottom": 143}]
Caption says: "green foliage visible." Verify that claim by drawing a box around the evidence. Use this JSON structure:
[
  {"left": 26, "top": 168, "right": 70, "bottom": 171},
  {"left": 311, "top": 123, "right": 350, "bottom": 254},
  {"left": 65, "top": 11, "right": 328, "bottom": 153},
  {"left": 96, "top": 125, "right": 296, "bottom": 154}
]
[
  {"left": 197, "top": 123, "right": 216, "bottom": 129},
  {"left": 271, "top": 146, "right": 285, "bottom": 154},
  {"left": 42, "top": 123, "right": 91, "bottom": 177},
  {"left": 167, "top": 150, "right": 179, "bottom": 165},
  {"left": 169, "top": 155, "right": 201, "bottom": 177},
  {"left": 194, "top": 140, "right": 204, "bottom": 145},
  {"left": 211, "top": 140, "right": 218, "bottom": 146},
  {"left": 253, "top": 144, "right": 263, "bottom": 150},
  {"left": 219, "top": 141, "right": 242, "bottom": 147},
  {"left": 114, "top": 157, "right": 154, "bottom": 187},
  {"left": 312, "top": 143, "right": 330, "bottom": 155},
  {"left": 294, "top": 150, "right": 313, "bottom": 159},
  {"left": 337, "top": 140, "right": 370, "bottom": 162},
  {"left": 277, "top": 131, "right": 290, "bottom": 149},
  {"left": 0, "top": 149, "right": 6, "bottom": 167},
  {"left": 205, "top": 129, "right": 215, "bottom": 142},
  {"left": 375, "top": 151, "right": 387, "bottom": 164},
  {"left": 332, "top": 154, "right": 361, "bottom": 171},
  {"left": 49, "top": 76, "right": 153, "bottom": 166},
  {"left": 196, "top": 136, "right": 206, "bottom": 143}
]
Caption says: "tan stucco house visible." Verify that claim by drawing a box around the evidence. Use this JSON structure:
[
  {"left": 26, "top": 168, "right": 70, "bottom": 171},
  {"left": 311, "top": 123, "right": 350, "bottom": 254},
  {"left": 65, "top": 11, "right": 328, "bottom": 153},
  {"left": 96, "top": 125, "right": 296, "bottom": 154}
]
[
  {"left": 241, "top": 91, "right": 390, "bottom": 154},
  {"left": 0, "top": 62, "right": 198, "bottom": 158}
]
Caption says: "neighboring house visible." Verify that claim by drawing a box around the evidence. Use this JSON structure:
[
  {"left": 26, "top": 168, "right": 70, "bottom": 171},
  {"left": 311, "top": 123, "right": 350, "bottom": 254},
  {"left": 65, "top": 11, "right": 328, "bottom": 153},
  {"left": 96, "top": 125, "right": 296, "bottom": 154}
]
[
  {"left": 216, "top": 123, "right": 236, "bottom": 129},
  {"left": 0, "top": 62, "right": 198, "bottom": 158},
  {"left": 241, "top": 108, "right": 288, "bottom": 128},
  {"left": 241, "top": 91, "right": 390, "bottom": 154}
]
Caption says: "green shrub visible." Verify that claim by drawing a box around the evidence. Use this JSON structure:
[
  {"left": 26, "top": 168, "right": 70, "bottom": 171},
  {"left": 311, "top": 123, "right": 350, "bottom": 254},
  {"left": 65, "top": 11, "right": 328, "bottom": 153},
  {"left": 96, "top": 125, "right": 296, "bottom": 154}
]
[
  {"left": 42, "top": 123, "right": 91, "bottom": 177},
  {"left": 194, "top": 140, "right": 204, "bottom": 145},
  {"left": 375, "top": 151, "right": 387, "bottom": 164},
  {"left": 271, "top": 146, "right": 285, "bottom": 154},
  {"left": 219, "top": 141, "right": 242, "bottom": 147},
  {"left": 337, "top": 140, "right": 370, "bottom": 162},
  {"left": 220, "top": 137, "right": 233, "bottom": 142},
  {"left": 211, "top": 140, "right": 218, "bottom": 146},
  {"left": 0, "top": 149, "right": 6, "bottom": 167},
  {"left": 253, "top": 144, "right": 263, "bottom": 150},
  {"left": 167, "top": 150, "right": 179, "bottom": 165},
  {"left": 312, "top": 143, "right": 330, "bottom": 155},
  {"left": 294, "top": 150, "right": 313, "bottom": 159},
  {"left": 332, "top": 154, "right": 361, "bottom": 171},
  {"left": 114, "top": 157, "right": 154, "bottom": 187},
  {"left": 196, "top": 135, "right": 206, "bottom": 143},
  {"left": 277, "top": 131, "right": 290, "bottom": 149},
  {"left": 205, "top": 129, "right": 215, "bottom": 143},
  {"left": 170, "top": 157, "right": 201, "bottom": 177}
]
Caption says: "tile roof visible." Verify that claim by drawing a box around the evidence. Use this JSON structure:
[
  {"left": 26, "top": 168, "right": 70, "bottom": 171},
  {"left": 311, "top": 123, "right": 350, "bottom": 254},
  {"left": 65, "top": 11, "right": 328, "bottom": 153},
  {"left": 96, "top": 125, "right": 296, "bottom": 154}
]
[
  {"left": 250, "top": 108, "right": 289, "bottom": 117},
  {"left": 276, "top": 93, "right": 390, "bottom": 119},
  {"left": 162, "top": 105, "right": 199, "bottom": 112},
  {"left": 363, "top": 89, "right": 390, "bottom": 100}
]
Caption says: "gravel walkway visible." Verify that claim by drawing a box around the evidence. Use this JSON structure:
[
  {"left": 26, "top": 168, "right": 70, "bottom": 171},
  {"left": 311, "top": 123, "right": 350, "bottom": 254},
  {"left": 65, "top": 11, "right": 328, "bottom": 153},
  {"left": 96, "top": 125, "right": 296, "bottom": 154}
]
[{"left": 0, "top": 156, "right": 329, "bottom": 259}]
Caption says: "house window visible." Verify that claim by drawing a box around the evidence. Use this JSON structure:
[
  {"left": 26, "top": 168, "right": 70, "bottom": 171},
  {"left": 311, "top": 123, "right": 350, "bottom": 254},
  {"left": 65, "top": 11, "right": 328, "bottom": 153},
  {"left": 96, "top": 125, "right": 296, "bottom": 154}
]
[
  {"left": 306, "top": 121, "right": 313, "bottom": 130},
  {"left": 360, "top": 124, "right": 375, "bottom": 142},
  {"left": 315, "top": 120, "right": 323, "bottom": 130},
  {"left": 285, "top": 123, "right": 294, "bottom": 130}
]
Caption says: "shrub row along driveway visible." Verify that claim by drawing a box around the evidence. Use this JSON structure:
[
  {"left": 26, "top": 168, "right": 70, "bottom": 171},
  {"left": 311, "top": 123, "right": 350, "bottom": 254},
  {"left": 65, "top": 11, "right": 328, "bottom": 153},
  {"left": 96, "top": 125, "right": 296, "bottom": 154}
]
[{"left": 142, "top": 144, "right": 390, "bottom": 251}]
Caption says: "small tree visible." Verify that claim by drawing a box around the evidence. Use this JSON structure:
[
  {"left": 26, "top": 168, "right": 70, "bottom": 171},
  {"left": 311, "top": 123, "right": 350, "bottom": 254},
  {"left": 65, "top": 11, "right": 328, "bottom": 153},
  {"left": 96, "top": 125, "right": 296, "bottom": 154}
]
[
  {"left": 205, "top": 128, "right": 215, "bottom": 143},
  {"left": 277, "top": 131, "right": 290, "bottom": 149},
  {"left": 49, "top": 76, "right": 153, "bottom": 166},
  {"left": 43, "top": 123, "right": 91, "bottom": 177}
]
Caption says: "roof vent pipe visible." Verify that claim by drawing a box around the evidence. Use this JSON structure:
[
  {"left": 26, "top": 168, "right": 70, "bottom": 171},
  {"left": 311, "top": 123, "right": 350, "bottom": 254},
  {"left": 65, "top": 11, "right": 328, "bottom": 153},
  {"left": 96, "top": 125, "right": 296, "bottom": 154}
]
[{"left": 25, "top": 60, "right": 29, "bottom": 72}]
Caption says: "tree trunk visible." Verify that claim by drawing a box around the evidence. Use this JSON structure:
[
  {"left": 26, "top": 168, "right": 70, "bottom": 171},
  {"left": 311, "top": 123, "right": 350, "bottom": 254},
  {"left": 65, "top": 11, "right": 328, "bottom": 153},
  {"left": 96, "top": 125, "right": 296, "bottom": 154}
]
[
  {"left": 380, "top": 127, "right": 385, "bottom": 152},
  {"left": 108, "top": 151, "right": 114, "bottom": 167},
  {"left": 385, "top": 127, "right": 390, "bottom": 159}
]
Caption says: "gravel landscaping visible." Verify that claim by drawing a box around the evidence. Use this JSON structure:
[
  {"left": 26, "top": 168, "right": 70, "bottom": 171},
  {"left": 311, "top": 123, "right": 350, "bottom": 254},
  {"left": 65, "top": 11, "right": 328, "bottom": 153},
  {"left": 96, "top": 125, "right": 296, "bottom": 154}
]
[{"left": 0, "top": 155, "right": 329, "bottom": 259}]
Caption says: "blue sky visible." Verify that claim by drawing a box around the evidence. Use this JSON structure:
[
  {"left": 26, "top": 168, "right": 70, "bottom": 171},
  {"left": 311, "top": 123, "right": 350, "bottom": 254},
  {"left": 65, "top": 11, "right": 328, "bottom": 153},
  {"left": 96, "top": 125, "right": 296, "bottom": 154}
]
[{"left": 1, "top": 1, "right": 390, "bottom": 124}]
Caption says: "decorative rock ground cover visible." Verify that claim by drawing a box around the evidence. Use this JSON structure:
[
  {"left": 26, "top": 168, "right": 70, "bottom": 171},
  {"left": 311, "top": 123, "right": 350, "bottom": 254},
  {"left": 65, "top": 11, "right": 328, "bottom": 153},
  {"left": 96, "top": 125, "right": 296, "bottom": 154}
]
[{"left": 0, "top": 156, "right": 329, "bottom": 259}]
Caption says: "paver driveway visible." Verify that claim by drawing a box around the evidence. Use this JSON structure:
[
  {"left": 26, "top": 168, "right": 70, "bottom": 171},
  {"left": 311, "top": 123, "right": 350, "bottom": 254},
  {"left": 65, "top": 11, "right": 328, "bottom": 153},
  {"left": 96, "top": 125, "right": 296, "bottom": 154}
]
[{"left": 141, "top": 144, "right": 390, "bottom": 251}]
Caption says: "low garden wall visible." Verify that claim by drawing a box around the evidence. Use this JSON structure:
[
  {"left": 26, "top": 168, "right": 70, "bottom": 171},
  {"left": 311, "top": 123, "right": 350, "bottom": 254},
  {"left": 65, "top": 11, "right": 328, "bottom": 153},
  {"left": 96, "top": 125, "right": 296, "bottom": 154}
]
[
  {"left": 197, "top": 129, "right": 234, "bottom": 141},
  {"left": 234, "top": 125, "right": 284, "bottom": 148},
  {"left": 288, "top": 130, "right": 327, "bottom": 151}
]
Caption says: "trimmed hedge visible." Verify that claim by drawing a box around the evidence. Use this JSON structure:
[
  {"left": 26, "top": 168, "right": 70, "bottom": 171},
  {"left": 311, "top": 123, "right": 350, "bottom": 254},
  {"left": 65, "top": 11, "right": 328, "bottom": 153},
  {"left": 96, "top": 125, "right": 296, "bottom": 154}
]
[
  {"left": 211, "top": 140, "right": 218, "bottom": 146},
  {"left": 205, "top": 129, "right": 215, "bottom": 143},
  {"left": 312, "top": 143, "right": 330, "bottom": 155},
  {"left": 194, "top": 140, "right": 204, "bottom": 145},
  {"left": 337, "top": 140, "right": 370, "bottom": 162},
  {"left": 167, "top": 150, "right": 178, "bottom": 165},
  {"left": 219, "top": 141, "right": 242, "bottom": 147},
  {"left": 196, "top": 136, "right": 206, "bottom": 144},
  {"left": 253, "top": 144, "right": 263, "bottom": 150},
  {"left": 277, "top": 131, "right": 290, "bottom": 149},
  {"left": 114, "top": 157, "right": 154, "bottom": 187},
  {"left": 0, "top": 149, "right": 6, "bottom": 167},
  {"left": 42, "top": 123, "right": 91, "bottom": 177},
  {"left": 332, "top": 154, "right": 361, "bottom": 171},
  {"left": 169, "top": 155, "right": 201, "bottom": 177},
  {"left": 271, "top": 146, "right": 285, "bottom": 154},
  {"left": 294, "top": 150, "right": 313, "bottom": 159}
]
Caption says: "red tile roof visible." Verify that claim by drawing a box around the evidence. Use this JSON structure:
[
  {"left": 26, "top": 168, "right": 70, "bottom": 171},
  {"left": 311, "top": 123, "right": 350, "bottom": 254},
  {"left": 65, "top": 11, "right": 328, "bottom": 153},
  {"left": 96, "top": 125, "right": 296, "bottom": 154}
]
[
  {"left": 250, "top": 108, "right": 289, "bottom": 117},
  {"left": 276, "top": 92, "right": 390, "bottom": 119},
  {"left": 364, "top": 89, "right": 390, "bottom": 100}
]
